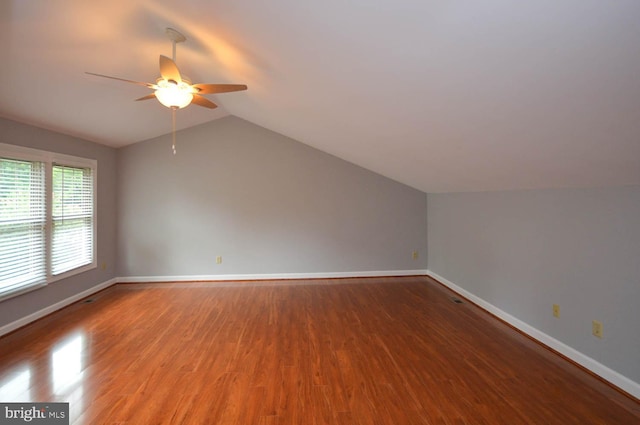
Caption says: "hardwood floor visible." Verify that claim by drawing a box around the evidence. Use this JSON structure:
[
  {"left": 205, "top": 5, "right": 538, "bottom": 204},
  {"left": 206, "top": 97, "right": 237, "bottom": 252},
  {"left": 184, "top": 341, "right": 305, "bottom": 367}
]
[{"left": 0, "top": 276, "right": 638, "bottom": 424}]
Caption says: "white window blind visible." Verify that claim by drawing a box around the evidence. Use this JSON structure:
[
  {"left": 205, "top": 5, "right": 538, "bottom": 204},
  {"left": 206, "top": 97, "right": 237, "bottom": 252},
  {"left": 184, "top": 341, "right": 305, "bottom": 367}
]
[
  {"left": 0, "top": 157, "right": 47, "bottom": 297},
  {"left": 0, "top": 143, "right": 97, "bottom": 301},
  {"left": 52, "top": 165, "right": 94, "bottom": 276}
]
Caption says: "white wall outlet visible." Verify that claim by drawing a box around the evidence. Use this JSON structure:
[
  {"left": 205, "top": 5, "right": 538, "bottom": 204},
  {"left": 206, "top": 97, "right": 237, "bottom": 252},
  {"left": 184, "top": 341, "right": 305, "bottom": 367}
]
[
  {"left": 216, "top": 256, "right": 222, "bottom": 264},
  {"left": 592, "top": 320, "right": 603, "bottom": 338}
]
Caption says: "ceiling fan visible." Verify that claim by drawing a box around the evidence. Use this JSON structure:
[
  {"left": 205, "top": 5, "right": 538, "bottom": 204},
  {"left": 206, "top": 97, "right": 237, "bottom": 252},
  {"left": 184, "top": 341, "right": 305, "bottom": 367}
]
[{"left": 86, "top": 28, "right": 247, "bottom": 153}]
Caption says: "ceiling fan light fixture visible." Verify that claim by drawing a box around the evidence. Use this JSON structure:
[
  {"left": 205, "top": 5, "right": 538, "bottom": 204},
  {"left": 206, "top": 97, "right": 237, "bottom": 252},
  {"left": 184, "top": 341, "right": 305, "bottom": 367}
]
[
  {"left": 155, "top": 80, "right": 193, "bottom": 109},
  {"left": 86, "top": 27, "right": 248, "bottom": 153}
]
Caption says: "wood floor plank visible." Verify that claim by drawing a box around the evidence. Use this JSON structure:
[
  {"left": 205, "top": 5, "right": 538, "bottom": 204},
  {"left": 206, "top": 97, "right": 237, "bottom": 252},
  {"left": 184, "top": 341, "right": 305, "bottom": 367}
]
[{"left": 0, "top": 276, "right": 638, "bottom": 424}]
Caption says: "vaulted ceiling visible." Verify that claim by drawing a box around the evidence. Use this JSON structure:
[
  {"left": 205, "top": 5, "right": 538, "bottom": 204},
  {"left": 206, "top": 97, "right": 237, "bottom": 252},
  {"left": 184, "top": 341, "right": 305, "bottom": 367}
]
[{"left": 1, "top": 0, "right": 639, "bottom": 192}]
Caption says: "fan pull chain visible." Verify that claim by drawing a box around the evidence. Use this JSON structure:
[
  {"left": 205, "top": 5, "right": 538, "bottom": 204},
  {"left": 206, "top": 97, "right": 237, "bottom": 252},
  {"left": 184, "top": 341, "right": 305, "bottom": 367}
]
[{"left": 172, "top": 106, "right": 177, "bottom": 154}]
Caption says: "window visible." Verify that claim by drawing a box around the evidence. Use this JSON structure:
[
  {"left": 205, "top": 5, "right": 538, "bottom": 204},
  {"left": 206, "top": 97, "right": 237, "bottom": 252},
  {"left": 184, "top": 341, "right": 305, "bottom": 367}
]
[
  {"left": 0, "top": 158, "right": 46, "bottom": 294},
  {"left": 52, "top": 165, "right": 94, "bottom": 275},
  {"left": 0, "top": 143, "right": 96, "bottom": 301}
]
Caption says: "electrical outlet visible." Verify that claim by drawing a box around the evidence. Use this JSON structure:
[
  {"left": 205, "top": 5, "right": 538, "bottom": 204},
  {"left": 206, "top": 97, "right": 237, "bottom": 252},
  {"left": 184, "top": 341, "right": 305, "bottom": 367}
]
[
  {"left": 101, "top": 262, "right": 107, "bottom": 270},
  {"left": 412, "top": 251, "right": 419, "bottom": 260},
  {"left": 592, "top": 320, "right": 603, "bottom": 338},
  {"left": 216, "top": 256, "right": 222, "bottom": 264},
  {"left": 553, "top": 304, "right": 560, "bottom": 318}
]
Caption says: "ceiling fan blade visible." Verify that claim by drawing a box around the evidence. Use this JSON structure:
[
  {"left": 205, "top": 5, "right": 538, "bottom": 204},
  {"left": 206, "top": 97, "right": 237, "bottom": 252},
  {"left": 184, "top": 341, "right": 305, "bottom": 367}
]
[
  {"left": 191, "top": 94, "right": 218, "bottom": 109},
  {"left": 85, "top": 72, "right": 155, "bottom": 88},
  {"left": 135, "top": 93, "right": 156, "bottom": 101},
  {"left": 159, "top": 55, "right": 182, "bottom": 83},
  {"left": 192, "top": 83, "right": 248, "bottom": 94}
]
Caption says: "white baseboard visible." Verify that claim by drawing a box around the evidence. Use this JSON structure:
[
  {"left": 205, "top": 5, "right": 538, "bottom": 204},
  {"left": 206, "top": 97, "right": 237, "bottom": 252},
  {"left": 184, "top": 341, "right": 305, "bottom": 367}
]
[
  {"left": 116, "top": 269, "right": 429, "bottom": 283},
  {"left": 0, "top": 278, "right": 118, "bottom": 337},
  {"left": 427, "top": 270, "right": 640, "bottom": 400}
]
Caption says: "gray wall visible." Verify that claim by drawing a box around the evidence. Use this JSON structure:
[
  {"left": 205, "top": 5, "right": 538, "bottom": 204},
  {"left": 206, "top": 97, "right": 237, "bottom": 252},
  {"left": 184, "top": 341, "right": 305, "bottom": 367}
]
[
  {"left": 117, "top": 116, "right": 427, "bottom": 277},
  {"left": 0, "top": 117, "right": 118, "bottom": 327},
  {"left": 427, "top": 186, "right": 640, "bottom": 383}
]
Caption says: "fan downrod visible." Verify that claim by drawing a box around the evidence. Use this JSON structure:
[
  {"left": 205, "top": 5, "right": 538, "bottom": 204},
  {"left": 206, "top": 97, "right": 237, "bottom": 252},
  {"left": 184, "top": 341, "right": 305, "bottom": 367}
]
[{"left": 166, "top": 28, "right": 186, "bottom": 62}]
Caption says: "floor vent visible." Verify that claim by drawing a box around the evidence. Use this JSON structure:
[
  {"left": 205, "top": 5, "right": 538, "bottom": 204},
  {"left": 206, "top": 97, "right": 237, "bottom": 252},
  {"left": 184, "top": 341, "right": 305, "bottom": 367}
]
[{"left": 451, "top": 297, "right": 464, "bottom": 304}]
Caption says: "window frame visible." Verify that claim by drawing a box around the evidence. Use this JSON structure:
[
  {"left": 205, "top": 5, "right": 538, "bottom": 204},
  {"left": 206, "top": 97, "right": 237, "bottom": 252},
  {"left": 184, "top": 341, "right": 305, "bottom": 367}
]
[{"left": 0, "top": 143, "right": 97, "bottom": 302}]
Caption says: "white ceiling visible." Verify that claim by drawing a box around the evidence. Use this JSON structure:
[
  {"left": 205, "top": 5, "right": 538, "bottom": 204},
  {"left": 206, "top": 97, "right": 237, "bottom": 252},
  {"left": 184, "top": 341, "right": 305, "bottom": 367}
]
[{"left": 1, "top": 0, "right": 639, "bottom": 193}]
